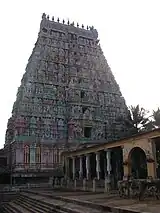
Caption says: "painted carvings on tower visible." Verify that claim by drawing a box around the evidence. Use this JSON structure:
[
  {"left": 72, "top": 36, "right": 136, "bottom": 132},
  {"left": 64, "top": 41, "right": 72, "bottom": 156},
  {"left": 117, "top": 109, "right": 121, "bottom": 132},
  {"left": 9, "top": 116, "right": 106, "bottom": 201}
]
[{"left": 5, "top": 14, "right": 130, "bottom": 149}]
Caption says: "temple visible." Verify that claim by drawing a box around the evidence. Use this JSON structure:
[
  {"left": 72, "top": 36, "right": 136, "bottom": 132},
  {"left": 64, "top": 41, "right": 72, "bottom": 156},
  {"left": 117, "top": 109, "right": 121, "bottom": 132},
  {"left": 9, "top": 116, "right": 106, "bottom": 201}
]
[{"left": 4, "top": 13, "right": 131, "bottom": 183}]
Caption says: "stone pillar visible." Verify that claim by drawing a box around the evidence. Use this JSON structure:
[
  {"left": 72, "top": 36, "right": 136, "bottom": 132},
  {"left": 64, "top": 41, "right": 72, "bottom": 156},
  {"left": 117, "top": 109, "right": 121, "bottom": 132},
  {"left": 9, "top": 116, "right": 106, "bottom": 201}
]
[
  {"left": 64, "top": 157, "right": 69, "bottom": 179},
  {"left": 96, "top": 152, "right": 100, "bottom": 180},
  {"left": 86, "top": 154, "right": 90, "bottom": 180},
  {"left": 105, "top": 149, "right": 112, "bottom": 191},
  {"left": 106, "top": 149, "right": 111, "bottom": 176},
  {"left": 147, "top": 139, "right": 157, "bottom": 178},
  {"left": 72, "top": 157, "right": 76, "bottom": 180},
  {"left": 122, "top": 146, "right": 131, "bottom": 177},
  {"left": 123, "top": 164, "right": 130, "bottom": 177},
  {"left": 147, "top": 162, "right": 156, "bottom": 178},
  {"left": 79, "top": 156, "right": 83, "bottom": 179}
]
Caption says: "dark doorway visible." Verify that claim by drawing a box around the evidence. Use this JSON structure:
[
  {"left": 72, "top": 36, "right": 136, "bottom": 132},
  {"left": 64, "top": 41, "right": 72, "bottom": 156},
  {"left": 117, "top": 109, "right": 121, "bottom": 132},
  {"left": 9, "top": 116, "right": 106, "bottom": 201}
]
[
  {"left": 84, "top": 127, "right": 92, "bottom": 138},
  {"left": 111, "top": 147, "right": 123, "bottom": 188},
  {"left": 82, "top": 156, "right": 86, "bottom": 178},
  {"left": 129, "top": 147, "right": 147, "bottom": 179},
  {"left": 90, "top": 153, "right": 96, "bottom": 179},
  {"left": 100, "top": 151, "right": 106, "bottom": 179}
]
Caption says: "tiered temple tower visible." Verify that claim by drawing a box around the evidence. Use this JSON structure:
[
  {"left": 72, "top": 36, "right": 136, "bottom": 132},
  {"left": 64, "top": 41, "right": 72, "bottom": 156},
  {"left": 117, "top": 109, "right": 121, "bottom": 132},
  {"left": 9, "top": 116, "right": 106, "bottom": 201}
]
[{"left": 5, "top": 13, "right": 130, "bottom": 182}]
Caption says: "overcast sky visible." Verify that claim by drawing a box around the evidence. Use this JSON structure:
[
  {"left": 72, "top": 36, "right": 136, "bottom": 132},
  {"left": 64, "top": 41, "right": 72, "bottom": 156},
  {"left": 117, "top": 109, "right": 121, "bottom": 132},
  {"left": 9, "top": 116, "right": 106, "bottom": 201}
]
[{"left": 0, "top": 0, "right": 159, "bottom": 148}]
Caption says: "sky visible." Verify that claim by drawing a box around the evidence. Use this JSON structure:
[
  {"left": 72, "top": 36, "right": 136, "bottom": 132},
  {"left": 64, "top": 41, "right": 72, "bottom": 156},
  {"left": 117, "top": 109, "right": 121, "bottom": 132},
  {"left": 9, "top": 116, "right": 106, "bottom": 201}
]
[{"left": 0, "top": 0, "right": 159, "bottom": 148}]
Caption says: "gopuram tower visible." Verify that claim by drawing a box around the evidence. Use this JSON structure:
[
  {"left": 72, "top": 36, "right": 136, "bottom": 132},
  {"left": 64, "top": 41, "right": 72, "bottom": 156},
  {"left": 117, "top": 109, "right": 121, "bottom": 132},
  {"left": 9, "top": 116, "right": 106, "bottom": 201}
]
[{"left": 5, "top": 13, "right": 130, "bottom": 181}]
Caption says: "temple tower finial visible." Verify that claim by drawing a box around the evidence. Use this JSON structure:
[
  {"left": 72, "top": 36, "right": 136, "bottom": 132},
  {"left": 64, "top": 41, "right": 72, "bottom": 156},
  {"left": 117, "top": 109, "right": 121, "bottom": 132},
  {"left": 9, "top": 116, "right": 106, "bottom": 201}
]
[{"left": 42, "top": 13, "right": 46, "bottom": 19}]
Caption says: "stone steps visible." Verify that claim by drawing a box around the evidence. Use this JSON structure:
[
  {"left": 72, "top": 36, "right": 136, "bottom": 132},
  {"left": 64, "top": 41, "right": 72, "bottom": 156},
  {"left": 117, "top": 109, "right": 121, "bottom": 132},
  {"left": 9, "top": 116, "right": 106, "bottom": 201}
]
[
  {"left": 13, "top": 195, "right": 57, "bottom": 213},
  {"left": 1, "top": 204, "right": 13, "bottom": 213},
  {"left": 2, "top": 201, "right": 30, "bottom": 213},
  {"left": 25, "top": 190, "right": 142, "bottom": 213},
  {"left": 2, "top": 194, "right": 67, "bottom": 213},
  {"left": 1, "top": 190, "right": 142, "bottom": 213},
  {"left": 25, "top": 190, "right": 113, "bottom": 212},
  {"left": 18, "top": 192, "right": 107, "bottom": 213}
]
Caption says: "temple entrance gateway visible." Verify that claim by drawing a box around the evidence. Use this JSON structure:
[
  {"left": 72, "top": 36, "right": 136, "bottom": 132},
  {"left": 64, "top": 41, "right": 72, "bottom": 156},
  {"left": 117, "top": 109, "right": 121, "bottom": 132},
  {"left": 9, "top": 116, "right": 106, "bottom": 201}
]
[
  {"left": 5, "top": 13, "right": 132, "bottom": 180},
  {"left": 129, "top": 147, "right": 147, "bottom": 179}
]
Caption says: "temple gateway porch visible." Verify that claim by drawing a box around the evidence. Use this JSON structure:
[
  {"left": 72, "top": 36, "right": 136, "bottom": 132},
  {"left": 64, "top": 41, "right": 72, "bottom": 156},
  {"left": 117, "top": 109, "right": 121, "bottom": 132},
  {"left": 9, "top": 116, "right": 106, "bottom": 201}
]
[
  {"left": 62, "top": 128, "right": 160, "bottom": 190},
  {"left": 64, "top": 147, "right": 123, "bottom": 189}
]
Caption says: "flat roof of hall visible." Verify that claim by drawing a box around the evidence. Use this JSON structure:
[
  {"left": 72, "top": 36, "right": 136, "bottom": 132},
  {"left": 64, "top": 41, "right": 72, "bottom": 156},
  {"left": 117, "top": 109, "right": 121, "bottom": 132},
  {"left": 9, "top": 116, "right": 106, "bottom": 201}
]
[{"left": 62, "top": 127, "right": 160, "bottom": 156}]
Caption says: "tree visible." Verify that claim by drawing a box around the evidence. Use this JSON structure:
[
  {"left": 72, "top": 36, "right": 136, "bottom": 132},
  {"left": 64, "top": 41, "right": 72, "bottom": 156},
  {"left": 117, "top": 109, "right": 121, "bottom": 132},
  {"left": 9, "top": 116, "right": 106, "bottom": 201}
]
[
  {"left": 129, "top": 105, "right": 153, "bottom": 132},
  {"left": 116, "top": 105, "right": 153, "bottom": 135},
  {"left": 152, "top": 107, "right": 160, "bottom": 128}
]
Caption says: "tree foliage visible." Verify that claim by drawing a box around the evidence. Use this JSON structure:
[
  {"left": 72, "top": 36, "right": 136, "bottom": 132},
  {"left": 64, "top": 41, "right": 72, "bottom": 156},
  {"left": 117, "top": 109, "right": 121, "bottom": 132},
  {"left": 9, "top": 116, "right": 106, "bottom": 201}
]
[
  {"left": 116, "top": 105, "right": 160, "bottom": 138},
  {"left": 129, "top": 105, "right": 151, "bottom": 131},
  {"left": 152, "top": 107, "right": 160, "bottom": 128}
]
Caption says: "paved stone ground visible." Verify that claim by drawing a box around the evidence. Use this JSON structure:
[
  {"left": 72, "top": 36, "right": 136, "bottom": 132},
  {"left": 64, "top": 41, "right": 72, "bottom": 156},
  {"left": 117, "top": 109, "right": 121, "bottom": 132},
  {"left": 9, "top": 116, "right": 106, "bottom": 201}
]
[
  {"left": 30, "top": 189, "right": 160, "bottom": 213},
  {"left": 67, "top": 193, "right": 160, "bottom": 213}
]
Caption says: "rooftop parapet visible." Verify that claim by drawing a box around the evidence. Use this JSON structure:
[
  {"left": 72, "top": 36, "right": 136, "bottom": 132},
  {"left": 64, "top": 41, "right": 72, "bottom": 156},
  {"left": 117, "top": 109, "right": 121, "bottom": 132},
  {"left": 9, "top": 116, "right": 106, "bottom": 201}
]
[{"left": 40, "top": 13, "right": 98, "bottom": 40}]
